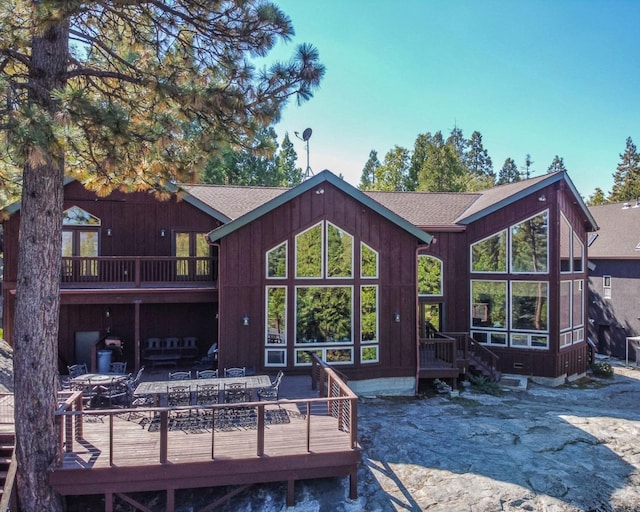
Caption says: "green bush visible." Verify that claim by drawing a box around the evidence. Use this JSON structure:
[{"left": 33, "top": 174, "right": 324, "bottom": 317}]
[
  {"left": 468, "top": 374, "right": 503, "bottom": 396},
  {"left": 590, "top": 361, "right": 614, "bottom": 378}
]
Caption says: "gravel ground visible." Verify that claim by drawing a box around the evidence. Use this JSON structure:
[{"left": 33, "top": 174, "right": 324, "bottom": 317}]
[{"left": 2, "top": 341, "right": 639, "bottom": 511}]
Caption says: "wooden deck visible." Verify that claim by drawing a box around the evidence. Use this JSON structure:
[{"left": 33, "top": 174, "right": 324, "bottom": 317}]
[{"left": 50, "top": 364, "right": 360, "bottom": 511}]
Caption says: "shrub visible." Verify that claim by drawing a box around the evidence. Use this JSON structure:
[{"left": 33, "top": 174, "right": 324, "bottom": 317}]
[
  {"left": 590, "top": 361, "right": 614, "bottom": 378},
  {"left": 467, "top": 374, "right": 503, "bottom": 396}
]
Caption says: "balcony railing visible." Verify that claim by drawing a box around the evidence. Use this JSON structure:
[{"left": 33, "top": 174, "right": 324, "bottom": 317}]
[{"left": 61, "top": 256, "right": 217, "bottom": 288}]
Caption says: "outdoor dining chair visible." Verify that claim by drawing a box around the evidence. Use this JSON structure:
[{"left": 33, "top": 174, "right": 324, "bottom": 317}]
[
  {"left": 223, "top": 367, "right": 246, "bottom": 378},
  {"left": 109, "top": 361, "right": 127, "bottom": 374},
  {"left": 196, "top": 370, "right": 218, "bottom": 379},
  {"left": 167, "top": 385, "right": 191, "bottom": 407},
  {"left": 99, "top": 376, "right": 130, "bottom": 408},
  {"left": 223, "top": 382, "right": 249, "bottom": 403},
  {"left": 168, "top": 370, "right": 192, "bottom": 380},
  {"left": 257, "top": 370, "right": 284, "bottom": 401},
  {"left": 67, "top": 363, "right": 88, "bottom": 378},
  {"left": 195, "top": 384, "right": 219, "bottom": 406}
]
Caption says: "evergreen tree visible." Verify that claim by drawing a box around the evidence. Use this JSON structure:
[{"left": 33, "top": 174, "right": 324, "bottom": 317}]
[
  {"left": 466, "top": 131, "right": 494, "bottom": 178},
  {"left": 359, "top": 150, "right": 381, "bottom": 190},
  {"left": 375, "top": 145, "right": 410, "bottom": 191},
  {"left": 277, "top": 133, "right": 303, "bottom": 186},
  {"left": 609, "top": 137, "right": 640, "bottom": 202},
  {"left": 407, "top": 132, "right": 434, "bottom": 191},
  {"left": 447, "top": 126, "right": 467, "bottom": 162},
  {"left": 497, "top": 158, "right": 521, "bottom": 184},
  {"left": 0, "top": 2, "right": 324, "bottom": 508},
  {"left": 522, "top": 154, "right": 535, "bottom": 179},
  {"left": 587, "top": 187, "right": 607, "bottom": 206},
  {"left": 417, "top": 132, "right": 466, "bottom": 192},
  {"left": 547, "top": 155, "right": 567, "bottom": 173}
]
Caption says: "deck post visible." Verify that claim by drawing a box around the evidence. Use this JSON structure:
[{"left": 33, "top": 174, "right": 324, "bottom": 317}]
[
  {"left": 349, "top": 469, "right": 358, "bottom": 500},
  {"left": 105, "top": 491, "right": 113, "bottom": 512},
  {"left": 256, "top": 404, "right": 265, "bottom": 456},
  {"left": 160, "top": 410, "right": 168, "bottom": 463},
  {"left": 287, "top": 479, "right": 295, "bottom": 507},
  {"left": 166, "top": 488, "right": 175, "bottom": 512}
]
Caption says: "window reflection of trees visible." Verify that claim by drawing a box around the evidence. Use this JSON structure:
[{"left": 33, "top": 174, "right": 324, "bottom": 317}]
[
  {"left": 295, "top": 224, "right": 322, "bottom": 277},
  {"left": 471, "top": 281, "right": 507, "bottom": 328},
  {"left": 267, "top": 242, "right": 287, "bottom": 278},
  {"left": 511, "top": 212, "right": 548, "bottom": 273},
  {"left": 296, "top": 287, "right": 352, "bottom": 343},
  {"left": 418, "top": 255, "right": 443, "bottom": 295},
  {"left": 471, "top": 230, "right": 507, "bottom": 272},
  {"left": 326, "top": 223, "right": 352, "bottom": 277},
  {"left": 511, "top": 281, "right": 548, "bottom": 331}
]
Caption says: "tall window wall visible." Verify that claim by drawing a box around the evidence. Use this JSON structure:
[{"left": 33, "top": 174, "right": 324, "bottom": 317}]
[
  {"left": 559, "top": 213, "right": 585, "bottom": 347},
  {"left": 264, "top": 221, "right": 379, "bottom": 367},
  {"left": 470, "top": 210, "right": 550, "bottom": 349}
]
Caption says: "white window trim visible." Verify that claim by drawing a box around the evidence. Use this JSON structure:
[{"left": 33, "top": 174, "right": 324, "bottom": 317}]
[
  {"left": 295, "top": 222, "right": 324, "bottom": 279},
  {"left": 510, "top": 280, "right": 549, "bottom": 334},
  {"left": 360, "top": 241, "right": 379, "bottom": 279},
  {"left": 469, "top": 229, "right": 508, "bottom": 274},
  {"left": 265, "top": 285, "right": 287, "bottom": 346},
  {"left": 266, "top": 241, "right": 288, "bottom": 279},
  {"left": 360, "top": 345, "right": 379, "bottom": 364},
  {"left": 264, "top": 348, "right": 287, "bottom": 367},
  {"left": 360, "top": 284, "right": 378, "bottom": 344},
  {"left": 470, "top": 279, "right": 508, "bottom": 331},
  {"left": 418, "top": 255, "right": 444, "bottom": 297},
  {"left": 325, "top": 221, "right": 354, "bottom": 279},
  {"left": 510, "top": 210, "right": 549, "bottom": 275},
  {"left": 294, "top": 284, "right": 354, "bottom": 346}
]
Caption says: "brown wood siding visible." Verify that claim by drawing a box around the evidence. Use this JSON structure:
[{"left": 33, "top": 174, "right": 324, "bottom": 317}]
[
  {"left": 2, "top": 181, "right": 221, "bottom": 352},
  {"left": 217, "top": 183, "right": 421, "bottom": 380}
]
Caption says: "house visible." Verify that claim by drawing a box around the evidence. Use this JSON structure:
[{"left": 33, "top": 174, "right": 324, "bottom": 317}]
[
  {"left": 587, "top": 200, "right": 640, "bottom": 361},
  {"left": 1, "top": 169, "right": 597, "bottom": 393}
]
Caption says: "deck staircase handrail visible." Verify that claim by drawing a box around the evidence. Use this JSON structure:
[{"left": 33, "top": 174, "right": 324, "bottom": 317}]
[{"left": 442, "top": 331, "right": 500, "bottom": 380}]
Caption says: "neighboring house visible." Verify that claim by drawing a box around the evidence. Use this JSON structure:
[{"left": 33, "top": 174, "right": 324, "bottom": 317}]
[
  {"left": 1, "top": 169, "right": 597, "bottom": 393},
  {"left": 588, "top": 201, "right": 640, "bottom": 361}
]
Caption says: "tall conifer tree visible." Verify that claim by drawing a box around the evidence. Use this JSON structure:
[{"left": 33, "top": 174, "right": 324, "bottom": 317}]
[{"left": 0, "top": 2, "right": 323, "bottom": 508}]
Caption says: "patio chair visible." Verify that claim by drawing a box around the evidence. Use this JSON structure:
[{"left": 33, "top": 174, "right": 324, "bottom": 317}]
[
  {"left": 197, "top": 370, "right": 218, "bottom": 379},
  {"left": 223, "top": 382, "right": 248, "bottom": 403},
  {"left": 167, "top": 385, "right": 191, "bottom": 407},
  {"left": 195, "top": 384, "right": 219, "bottom": 406},
  {"left": 168, "top": 370, "right": 192, "bottom": 381},
  {"left": 109, "top": 361, "right": 127, "bottom": 374},
  {"left": 257, "top": 370, "right": 284, "bottom": 401},
  {"left": 67, "top": 363, "right": 88, "bottom": 378},
  {"left": 224, "top": 367, "right": 246, "bottom": 378},
  {"left": 99, "top": 376, "right": 130, "bottom": 408}
]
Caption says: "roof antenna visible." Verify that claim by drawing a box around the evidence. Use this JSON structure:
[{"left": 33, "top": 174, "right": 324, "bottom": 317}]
[{"left": 294, "top": 128, "right": 313, "bottom": 180}]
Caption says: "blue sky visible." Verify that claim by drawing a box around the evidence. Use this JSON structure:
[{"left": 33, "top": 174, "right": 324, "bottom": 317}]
[{"left": 265, "top": 0, "right": 640, "bottom": 199}]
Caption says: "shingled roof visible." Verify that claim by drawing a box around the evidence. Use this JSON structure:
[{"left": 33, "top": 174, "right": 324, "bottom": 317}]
[
  {"left": 177, "top": 170, "right": 597, "bottom": 238},
  {"left": 588, "top": 201, "right": 640, "bottom": 259}
]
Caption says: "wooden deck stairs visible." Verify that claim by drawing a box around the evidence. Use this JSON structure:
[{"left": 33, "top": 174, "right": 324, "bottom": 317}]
[
  {"left": 0, "top": 432, "right": 16, "bottom": 510},
  {"left": 419, "top": 332, "right": 501, "bottom": 388}
]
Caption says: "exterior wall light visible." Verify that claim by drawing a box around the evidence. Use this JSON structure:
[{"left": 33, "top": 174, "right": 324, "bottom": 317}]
[
  {"left": 393, "top": 312, "right": 400, "bottom": 323},
  {"left": 242, "top": 315, "right": 249, "bottom": 326},
  {"left": 160, "top": 229, "right": 166, "bottom": 237}
]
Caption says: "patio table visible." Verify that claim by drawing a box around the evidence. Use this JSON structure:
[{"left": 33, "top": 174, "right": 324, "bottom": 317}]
[
  {"left": 134, "top": 375, "right": 271, "bottom": 405},
  {"left": 70, "top": 373, "right": 128, "bottom": 407}
]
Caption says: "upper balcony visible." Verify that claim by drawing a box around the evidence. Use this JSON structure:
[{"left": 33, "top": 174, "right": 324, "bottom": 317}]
[{"left": 61, "top": 256, "right": 218, "bottom": 289}]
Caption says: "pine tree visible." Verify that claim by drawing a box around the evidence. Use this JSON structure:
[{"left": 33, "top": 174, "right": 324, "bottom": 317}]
[
  {"left": 277, "top": 133, "right": 304, "bottom": 186},
  {"left": 375, "top": 146, "right": 410, "bottom": 191},
  {"left": 0, "top": 2, "right": 324, "bottom": 508},
  {"left": 587, "top": 187, "right": 607, "bottom": 206},
  {"left": 466, "top": 131, "right": 494, "bottom": 178},
  {"left": 547, "top": 155, "right": 567, "bottom": 173},
  {"left": 497, "top": 158, "right": 521, "bottom": 184},
  {"left": 359, "top": 150, "right": 381, "bottom": 190},
  {"left": 417, "top": 132, "right": 466, "bottom": 192},
  {"left": 609, "top": 137, "right": 640, "bottom": 202}
]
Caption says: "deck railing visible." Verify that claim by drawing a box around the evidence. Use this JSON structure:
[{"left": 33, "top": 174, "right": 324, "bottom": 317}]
[
  {"left": 54, "top": 393, "right": 359, "bottom": 467},
  {"left": 418, "top": 334, "right": 457, "bottom": 368},
  {"left": 60, "top": 256, "right": 217, "bottom": 288}
]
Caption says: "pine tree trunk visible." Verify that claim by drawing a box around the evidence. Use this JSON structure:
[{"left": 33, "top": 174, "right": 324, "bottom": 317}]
[{"left": 13, "top": 13, "right": 68, "bottom": 512}]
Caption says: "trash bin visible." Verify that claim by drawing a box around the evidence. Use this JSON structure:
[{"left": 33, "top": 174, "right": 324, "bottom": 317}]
[{"left": 97, "top": 349, "right": 112, "bottom": 374}]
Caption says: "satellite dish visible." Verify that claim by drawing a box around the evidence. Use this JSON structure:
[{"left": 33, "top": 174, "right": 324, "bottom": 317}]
[{"left": 302, "top": 128, "right": 312, "bottom": 141}]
